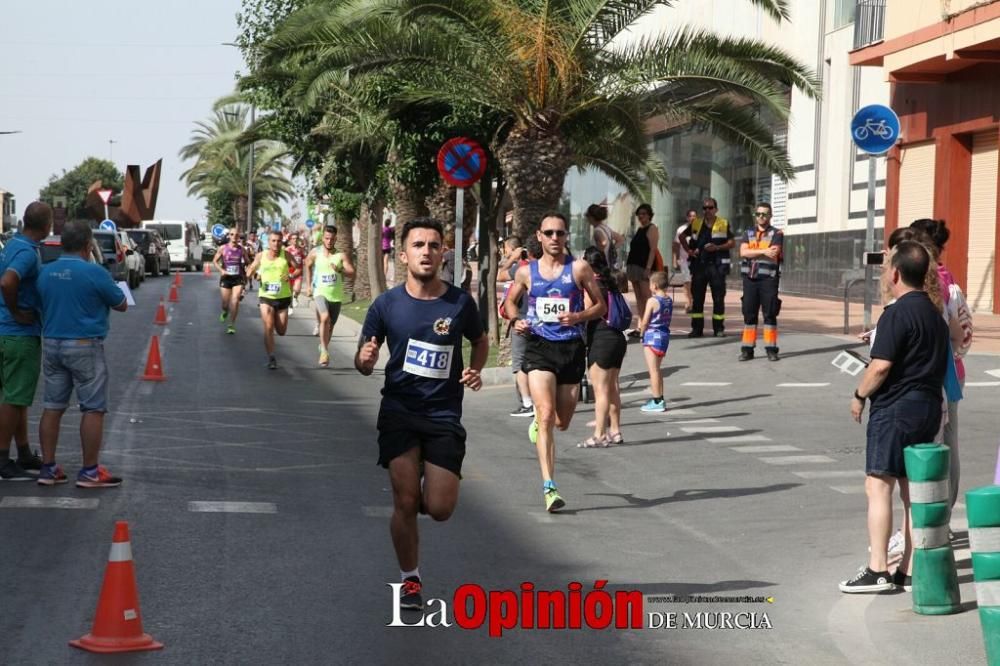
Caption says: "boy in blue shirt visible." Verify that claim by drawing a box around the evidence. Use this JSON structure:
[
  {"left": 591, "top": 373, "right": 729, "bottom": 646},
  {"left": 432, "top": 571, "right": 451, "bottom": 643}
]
[{"left": 36, "top": 221, "right": 127, "bottom": 487}]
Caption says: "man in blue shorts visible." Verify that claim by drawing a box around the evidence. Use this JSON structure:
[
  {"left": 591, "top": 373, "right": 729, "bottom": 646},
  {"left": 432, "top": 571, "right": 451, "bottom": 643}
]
[{"left": 355, "top": 217, "right": 488, "bottom": 611}]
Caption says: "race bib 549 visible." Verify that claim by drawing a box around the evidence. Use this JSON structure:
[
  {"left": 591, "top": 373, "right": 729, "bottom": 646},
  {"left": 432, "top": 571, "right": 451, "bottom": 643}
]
[{"left": 536, "top": 296, "right": 570, "bottom": 323}]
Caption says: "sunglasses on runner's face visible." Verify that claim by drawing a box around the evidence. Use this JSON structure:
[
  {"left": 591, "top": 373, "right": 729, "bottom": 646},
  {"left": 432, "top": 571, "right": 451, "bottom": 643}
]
[
  {"left": 754, "top": 212, "right": 771, "bottom": 218},
  {"left": 540, "top": 229, "right": 567, "bottom": 238},
  {"left": 703, "top": 205, "right": 716, "bottom": 210}
]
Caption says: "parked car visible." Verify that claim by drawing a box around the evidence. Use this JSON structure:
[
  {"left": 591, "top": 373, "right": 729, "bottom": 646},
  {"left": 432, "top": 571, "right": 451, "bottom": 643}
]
[
  {"left": 126, "top": 228, "right": 170, "bottom": 277},
  {"left": 92, "top": 229, "right": 130, "bottom": 285},
  {"left": 40, "top": 236, "right": 103, "bottom": 265},
  {"left": 141, "top": 220, "right": 204, "bottom": 272},
  {"left": 117, "top": 231, "right": 144, "bottom": 288}
]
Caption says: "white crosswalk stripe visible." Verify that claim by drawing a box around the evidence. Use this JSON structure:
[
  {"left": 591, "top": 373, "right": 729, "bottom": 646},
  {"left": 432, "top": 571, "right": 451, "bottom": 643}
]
[
  {"left": 792, "top": 470, "right": 860, "bottom": 479},
  {"left": 706, "top": 434, "right": 771, "bottom": 443},
  {"left": 188, "top": 501, "right": 277, "bottom": 514},
  {"left": 730, "top": 445, "right": 802, "bottom": 453},
  {"left": 0, "top": 497, "right": 98, "bottom": 510},
  {"left": 760, "top": 455, "right": 836, "bottom": 465},
  {"left": 681, "top": 425, "right": 743, "bottom": 434}
]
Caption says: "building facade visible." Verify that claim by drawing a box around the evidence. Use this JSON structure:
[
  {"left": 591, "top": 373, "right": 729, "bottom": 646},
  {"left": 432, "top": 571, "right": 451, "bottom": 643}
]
[
  {"left": 0, "top": 188, "right": 15, "bottom": 232},
  {"left": 562, "top": 0, "right": 892, "bottom": 298},
  {"left": 852, "top": 0, "right": 1000, "bottom": 313}
]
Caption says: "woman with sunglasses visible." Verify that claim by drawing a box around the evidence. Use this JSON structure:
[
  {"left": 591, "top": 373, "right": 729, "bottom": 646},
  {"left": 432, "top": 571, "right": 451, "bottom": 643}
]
[{"left": 625, "top": 204, "right": 658, "bottom": 331}]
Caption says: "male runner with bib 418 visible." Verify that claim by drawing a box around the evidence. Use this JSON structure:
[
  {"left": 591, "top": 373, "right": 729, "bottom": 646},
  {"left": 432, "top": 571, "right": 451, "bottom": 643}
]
[
  {"left": 355, "top": 217, "right": 488, "bottom": 612},
  {"left": 504, "top": 212, "right": 606, "bottom": 512}
]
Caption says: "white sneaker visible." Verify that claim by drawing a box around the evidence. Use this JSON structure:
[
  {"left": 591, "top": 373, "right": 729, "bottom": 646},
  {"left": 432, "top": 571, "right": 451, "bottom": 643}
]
[
  {"left": 887, "top": 530, "right": 905, "bottom": 555},
  {"left": 312, "top": 324, "right": 320, "bottom": 336}
]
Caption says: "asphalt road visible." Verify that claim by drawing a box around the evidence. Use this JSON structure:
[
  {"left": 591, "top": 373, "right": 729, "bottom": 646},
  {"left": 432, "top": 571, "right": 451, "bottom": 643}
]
[{"left": 0, "top": 274, "right": 994, "bottom": 665}]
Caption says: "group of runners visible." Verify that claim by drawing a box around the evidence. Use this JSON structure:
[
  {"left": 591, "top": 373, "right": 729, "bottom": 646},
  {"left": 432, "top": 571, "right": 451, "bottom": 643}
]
[{"left": 211, "top": 225, "right": 354, "bottom": 370}]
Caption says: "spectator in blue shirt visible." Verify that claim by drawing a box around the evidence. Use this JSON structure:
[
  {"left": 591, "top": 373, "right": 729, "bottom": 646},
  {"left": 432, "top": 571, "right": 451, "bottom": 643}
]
[
  {"left": 36, "top": 221, "right": 127, "bottom": 488},
  {"left": 0, "top": 202, "right": 52, "bottom": 481}
]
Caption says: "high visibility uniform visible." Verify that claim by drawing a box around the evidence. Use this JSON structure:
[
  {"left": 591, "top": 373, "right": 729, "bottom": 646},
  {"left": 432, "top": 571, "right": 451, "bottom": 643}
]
[
  {"left": 739, "top": 226, "right": 783, "bottom": 352},
  {"left": 688, "top": 216, "right": 733, "bottom": 335}
]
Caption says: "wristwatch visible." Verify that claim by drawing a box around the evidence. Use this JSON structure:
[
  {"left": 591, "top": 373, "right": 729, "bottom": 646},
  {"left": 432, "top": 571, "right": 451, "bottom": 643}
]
[{"left": 854, "top": 390, "right": 866, "bottom": 402}]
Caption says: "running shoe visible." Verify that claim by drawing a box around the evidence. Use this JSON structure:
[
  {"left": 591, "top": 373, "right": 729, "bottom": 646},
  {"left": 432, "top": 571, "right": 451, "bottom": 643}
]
[
  {"left": 226, "top": 325, "right": 236, "bottom": 335},
  {"left": 17, "top": 448, "right": 43, "bottom": 471},
  {"left": 544, "top": 487, "right": 565, "bottom": 512},
  {"left": 838, "top": 566, "right": 894, "bottom": 593},
  {"left": 529, "top": 418, "right": 539, "bottom": 445},
  {"left": 0, "top": 459, "right": 35, "bottom": 481},
  {"left": 400, "top": 576, "right": 424, "bottom": 611},
  {"left": 37, "top": 464, "right": 68, "bottom": 486},
  {"left": 887, "top": 529, "right": 905, "bottom": 555},
  {"left": 892, "top": 568, "right": 912, "bottom": 591},
  {"left": 319, "top": 348, "right": 330, "bottom": 367},
  {"left": 76, "top": 466, "right": 122, "bottom": 489},
  {"left": 219, "top": 310, "right": 228, "bottom": 322},
  {"left": 510, "top": 405, "right": 534, "bottom": 417},
  {"left": 312, "top": 323, "right": 320, "bottom": 336},
  {"left": 267, "top": 356, "right": 278, "bottom": 370},
  {"left": 640, "top": 399, "right": 667, "bottom": 413}
]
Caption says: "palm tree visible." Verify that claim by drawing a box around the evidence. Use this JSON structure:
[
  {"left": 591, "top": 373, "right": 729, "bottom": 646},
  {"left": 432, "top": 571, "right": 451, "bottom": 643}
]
[
  {"left": 261, "top": 0, "right": 818, "bottom": 237},
  {"left": 179, "top": 104, "right": 294, "bottom": 232}
]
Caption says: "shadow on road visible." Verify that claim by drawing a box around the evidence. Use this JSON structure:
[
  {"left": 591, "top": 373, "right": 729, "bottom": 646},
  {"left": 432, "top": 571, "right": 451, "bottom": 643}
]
[
  {"left": 554, "top": 483, "right": 801, "bottom": 514},
  {"left": 605, "top": 580, "right": 777, "bottom": 596}
]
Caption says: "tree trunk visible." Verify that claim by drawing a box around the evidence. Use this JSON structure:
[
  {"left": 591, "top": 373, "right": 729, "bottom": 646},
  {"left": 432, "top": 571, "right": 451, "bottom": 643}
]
[
  {"left": 389, "top": 176, "right": 429, "bottom": 286},
  {"left": 425, "top": 180, "right": 454, "bottom": 225},
  {"left": 368, "top": 199, "right": 387, "bottom": 298},
  {"left": 334, "top": 213, "right": 355, "bottom": 299},
  {"left": 494, "top": 124, "right": 573, "bottom": 241},
  {"left": 353, "top": 203, "right": 371, "bottom": 301},
  {"left": 233, "top": 195, "right": 248, "bottom": 234}
]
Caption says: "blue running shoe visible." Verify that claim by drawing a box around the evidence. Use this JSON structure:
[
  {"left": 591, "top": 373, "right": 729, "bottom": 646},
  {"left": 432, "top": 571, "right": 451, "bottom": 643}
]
[{"left": 640, "top": 398, "right": 666, "bottom": 413}]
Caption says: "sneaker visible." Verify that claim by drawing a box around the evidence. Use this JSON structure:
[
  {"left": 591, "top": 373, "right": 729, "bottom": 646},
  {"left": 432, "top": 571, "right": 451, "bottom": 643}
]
[
  {"left": 529, "top": 418, "right": 539, "bottom": 445},
  {"left": 226, "top": 325, "right": 236, "bottom": 335},
  {"left": 288, "top": 307, "right": 295, "bottom": 316},
  {"left": 319, "top": 349, "right": 330, "bottom": 367},
  {"left": 838, "top": 566, "right": 894, "bottom": 593},
  {"left": 544, "top": 487, "right": 565, "bottom": 512},
  {"left": 37, "top": 464, "right": 68, "bottom": 486},
  {"left": 892, "top": 568, "right": 912, "bottom": 591},
  {"left": 400, "top": 576, "right": 424, "bottom": 611},
  {"left": 887, "top": 529, "right": 905, "bottom": 555},
  {"left": 219, "top": 310, "right": 228, "bottom": 322},
  {"left": 0, "top": 459, "right": 35, "bottom": 481},
  {"left": 312, "top": 324, "right": 320, "bottom": 336},
  {"left": 16, "top": 448, "right": 43, "bottom": 471},
  {"left": 640, "top": 398, "right": 666, "bottom": 413},
  {"left": 267, "top": 356, "right": 278, "bottom": 370},
  {"left": 739, "top": 349, "right": 754, "bottom": 362},
  {"left": 510, "top": 405, "right": 535, "bottom": 417},
  {"left": 766, "top": 349, "right": 780, "bottom": 362},
  {"left": 75, "top": 466, "right": 122, "bottom": 489}
]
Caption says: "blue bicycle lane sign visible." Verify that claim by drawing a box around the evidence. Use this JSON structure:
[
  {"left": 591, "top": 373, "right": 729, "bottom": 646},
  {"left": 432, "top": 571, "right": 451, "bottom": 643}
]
[{"left": 851, "top": 104, "right": 900, "bottom": 155}]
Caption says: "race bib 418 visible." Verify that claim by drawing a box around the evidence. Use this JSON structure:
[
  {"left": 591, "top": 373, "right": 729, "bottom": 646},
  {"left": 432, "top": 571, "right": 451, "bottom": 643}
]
[{"left": 403, "top": 339, "right": 453, "bottom": 379}]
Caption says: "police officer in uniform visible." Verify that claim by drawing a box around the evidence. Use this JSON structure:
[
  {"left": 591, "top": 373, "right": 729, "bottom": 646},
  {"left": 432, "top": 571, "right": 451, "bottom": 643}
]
[
  {"left": 687, "top": 197, "right": 734, "bottom": 337},
  {"left": 738, "top": 202, "right": 783, "bottom": 362}
]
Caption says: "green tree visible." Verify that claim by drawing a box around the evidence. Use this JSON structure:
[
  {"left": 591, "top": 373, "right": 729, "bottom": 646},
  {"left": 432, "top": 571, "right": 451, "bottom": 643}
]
[
  {"left": 206, "top": 190, "right": 238, "bottom": 229},
  {"left": 39, "top": 157, "right": 124, "bottom": 218},
  {"left": 179, "top": 104, "right": 294, "bottom": 232},
  {"left": 262, "top": 0, "right": 818, "bottom": 237}
]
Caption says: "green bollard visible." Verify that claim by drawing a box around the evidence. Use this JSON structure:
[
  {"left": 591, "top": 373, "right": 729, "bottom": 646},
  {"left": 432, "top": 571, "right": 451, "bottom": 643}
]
[
  {"left": 966, "top": 485, "right": 1000, "bottom": 666},
  {"left": 904, "top": 443, "right": 961, "bottom": 615}
]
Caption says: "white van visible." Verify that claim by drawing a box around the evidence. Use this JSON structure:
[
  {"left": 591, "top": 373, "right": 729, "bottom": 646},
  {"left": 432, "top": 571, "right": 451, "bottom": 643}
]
[{"left": 141, "top": 220, "right": 204, "bottom": 271}]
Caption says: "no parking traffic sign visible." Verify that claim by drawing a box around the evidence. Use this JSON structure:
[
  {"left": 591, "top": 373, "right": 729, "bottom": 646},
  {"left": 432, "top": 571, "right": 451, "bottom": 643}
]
[{"left": 436, "top": 138, "right": 487, "bottom": 188}]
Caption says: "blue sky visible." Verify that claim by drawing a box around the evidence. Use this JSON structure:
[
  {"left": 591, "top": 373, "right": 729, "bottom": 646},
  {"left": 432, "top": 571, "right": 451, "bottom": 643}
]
[{"left": 0, "top": 0, "right": 261, "bottom": 225}]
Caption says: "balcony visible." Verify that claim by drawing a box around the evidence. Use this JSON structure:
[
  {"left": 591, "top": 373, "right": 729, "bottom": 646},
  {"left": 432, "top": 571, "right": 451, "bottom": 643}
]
[{"left": 854, "top": 0, "right": 886, "bottom": 49}]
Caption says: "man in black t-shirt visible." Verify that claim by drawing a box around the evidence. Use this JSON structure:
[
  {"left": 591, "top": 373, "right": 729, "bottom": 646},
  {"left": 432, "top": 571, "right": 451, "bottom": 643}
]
[{"left": 839, "top": 241, "right": 948, "bottom": 594}]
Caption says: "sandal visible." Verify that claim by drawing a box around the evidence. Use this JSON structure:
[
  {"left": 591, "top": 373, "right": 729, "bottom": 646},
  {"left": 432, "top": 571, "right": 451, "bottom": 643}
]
[
  {"left": 576, "top": 436, "right": 606, "bottom": 448},
  {"left": 606, "top": 432, "right": 624, "bottom": 446}
]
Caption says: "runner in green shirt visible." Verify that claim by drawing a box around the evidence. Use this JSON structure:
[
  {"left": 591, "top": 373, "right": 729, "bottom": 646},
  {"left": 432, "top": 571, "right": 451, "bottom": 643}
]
[
  {"left": 245, "top": 230, "right": 292, "bottom": 369},
  {"left": 304, "top": 226, "right": 355, "bottom": 367}
]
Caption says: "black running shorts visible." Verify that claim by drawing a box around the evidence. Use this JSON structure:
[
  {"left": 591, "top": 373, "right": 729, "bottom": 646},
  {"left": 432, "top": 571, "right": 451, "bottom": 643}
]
[
  {"left": 219, "top": 275, "right": 245, "bottom": 289},
  {"left": 522, "top": 335, "right": 586, "bottom": 385},
  {"left": 377, "top": 410, "right": 466, "bottom": 477},
  {"left": 259, "top": 296, "right": 292, "bottom": 310}
]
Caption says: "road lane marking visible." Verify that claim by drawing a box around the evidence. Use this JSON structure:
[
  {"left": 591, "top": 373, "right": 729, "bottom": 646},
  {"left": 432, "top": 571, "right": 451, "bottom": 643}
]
[
  {"left": 666, "top": 418, "right": 720, "bottom": 425},
  {"left": 730, "top": 445, "right": 802, "bottom": 453},
  {"left": 966, "top": 381, "right": 1000, "bottom": 387},
  {"left": 680, "top": 426, "right": 742, "bottom": 434},
  {"left": 776, "top": 383, "right": 830, "bottom": 387},
  {"left": 830, "top": 485, "right": 866, "bottom": 494},
  {"left": 793, "top": 470, "right": 860, "bottom": 479},
  {"left": 985, "top": 369, "right": 1000, "bottom": 379},
  {"left": 681, "top": 382, "right": 731, "bottom": 387},
  {"left": 0, "top": 497, "right": 99, "bottom": 510},
  {"left": 760, "top": 455, "right": 836, "bottom": 465},
  {"left": 706, "top": 434, "right": 770, "bottom": 443},
  {"left": 188, "top": 501, "right": 277, "bottom": 514}
]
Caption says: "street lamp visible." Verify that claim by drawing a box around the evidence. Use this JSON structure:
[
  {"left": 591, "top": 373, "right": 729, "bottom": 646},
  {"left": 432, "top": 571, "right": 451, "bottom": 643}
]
[
  {"left": 221, "top": 42, "right": 255, "bottom": 236},
  {"left": 109, "top": 139, "right": 117, "bottom": 161}
]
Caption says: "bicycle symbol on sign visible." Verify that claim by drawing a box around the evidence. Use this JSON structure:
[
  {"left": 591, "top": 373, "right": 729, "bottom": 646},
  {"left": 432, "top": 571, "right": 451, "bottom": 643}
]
[{"left": 853, "top": 118, "right": 894, "bottom": 142}]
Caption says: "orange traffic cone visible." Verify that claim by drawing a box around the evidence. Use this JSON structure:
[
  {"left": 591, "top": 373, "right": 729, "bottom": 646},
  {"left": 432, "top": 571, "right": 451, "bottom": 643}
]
[
  {"left": 70, "top": 521, "right": 163, "bottom": 653},
  {"left": 173, "top": 272, "right": 182, "bottom": 287},
  {"left": 153, "top": 299, "right": 168, "bottom": 325},
  {"left": 140, "top": 336, "right": 166, "bottom": 381},
  {"left": 203, "top": 263, "right": 212, "bottom": 276},
  {"left": 168, "top": 285, "right": 179, "bottom": 303}
]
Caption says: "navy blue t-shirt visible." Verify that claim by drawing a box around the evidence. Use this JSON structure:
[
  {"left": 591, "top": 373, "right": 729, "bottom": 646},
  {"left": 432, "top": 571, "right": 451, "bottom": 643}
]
[
  {"left": 361, "top": 284, "right": 484, "bottom": 420},
  {"left": 870, "top": 290, "right": 948, "bottom": 409}
]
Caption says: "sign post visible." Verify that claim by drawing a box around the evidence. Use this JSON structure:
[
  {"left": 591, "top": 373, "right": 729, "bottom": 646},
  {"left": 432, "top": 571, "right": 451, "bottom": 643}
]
[
  {"left": 97, "top": 188, "right": 114, "bottom": 222},
  {"left": 850, "top": 104, "right": 900, "bottom": 330},
  {"left": 437, "top": 137, "right": 487, "bottom": 282}
]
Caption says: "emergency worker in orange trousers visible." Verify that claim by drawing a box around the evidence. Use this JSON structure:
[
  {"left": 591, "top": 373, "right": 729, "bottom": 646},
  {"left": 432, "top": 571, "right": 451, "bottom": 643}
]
[{"left": 739, "top": 202, "right": 783, "bottom": 362}]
